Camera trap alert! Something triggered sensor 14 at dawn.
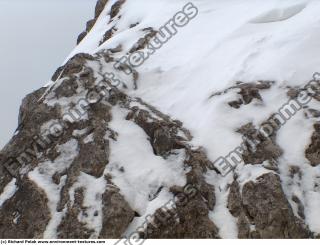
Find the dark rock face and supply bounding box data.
[305,123,320,166]
[109,0,125,19]
[145,193,219,238]
[51,53,95,81]
[99,27,117,46]
[209,81,274,109]
[58,188,94,239]
[0,179,51,239]
[126,106,188,157]
[95,0,109,18]
[128,28,158,53]
[78,0,127,45]
[237,122,282,165]
[0,166,11,196]
[77,0,110,44]
[227,173,311,238]
[99,182,135,238]
[0,41,220,238]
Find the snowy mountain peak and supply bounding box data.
[1,0,320,239]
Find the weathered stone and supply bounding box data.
[55,76,79,98]
[126,109,178,156]
[145,184,219,239]
[76,141,109,178]
[292,195,305,220]
[227,173,311,238]
[99,27,117,46]
[109,0,125,19]
[129,28,157,53]
[58,188,94,239]
[99,184,134,238]
[77,0,110,44]
[0,178,50,239]
[95,0,109,18]
[51,53,95,81]
[237,122,282,165]
[209,81,274,109]
[305,123,320,166]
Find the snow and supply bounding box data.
[69,172,106,238]
[106,106,186,215]
[28,139,79,238]
[276,109,320,233]
[83,133,94,144]
[206,171,238,238]
[0,178,17,208]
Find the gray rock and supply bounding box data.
[227,173,311,238]
[0,178,51,239]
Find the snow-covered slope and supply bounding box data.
[1,0,320,239]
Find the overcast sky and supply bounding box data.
[0,0,96,148]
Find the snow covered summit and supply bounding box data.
[1,0,320,239]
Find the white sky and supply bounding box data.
[0,0,96,148]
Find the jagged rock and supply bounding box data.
[55,76,79,98]
[237,122,282,165]
[51,53,95,81]
[292,195,305,220]
[305,123,320,166]
[210,81,274,109]
[77,32,87,45]
[77,0,110,44]
[126,106,219,238]
[58,188,94,239]
[109,0,125,20]
[0,166,12,195]
[145,184,219,239]
[129,28,157,53]
[0,87,61,178]
[0,178,50,238]
[287,87,301,99]
[227,173,311,238]
[126,107,187,157]
[95,0,109,18]
[99,182,135,238]
[100,27,117,46]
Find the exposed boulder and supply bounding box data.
[227,173,311,238]
[305,123,320,166]
[58,188,94,239]
[0,178,51,238]
[209,81,274,109]
[77,0,110,44]
[99,178,135,238]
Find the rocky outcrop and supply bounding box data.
[57,188,94,239]
[237,121,282,166]
[305,123,320,166]
[0,179,50,238]
[0,39,220,238]
[99,178,135,238]
[227,173,311,238]
[209,81,274,109]
[77,0,110,44]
